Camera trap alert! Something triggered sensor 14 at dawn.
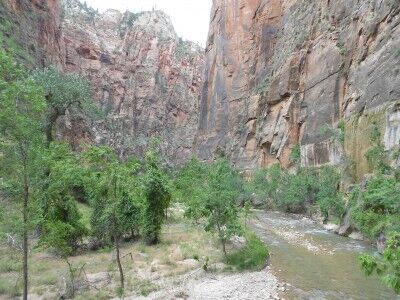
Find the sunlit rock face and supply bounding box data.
[196,0,400,173]
[61,0,205,165]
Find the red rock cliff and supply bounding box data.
[60,1,204,165]
[196,0,400,175]
[0,0,63,67]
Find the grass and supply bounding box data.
[0,206,225,298]
[0,276,21,297]
[227,231,269,271]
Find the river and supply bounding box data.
[251,210,399,300]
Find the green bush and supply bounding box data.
[359,232,400,294]
[351,175,400,238]
[227,232,269,271]
[248,165,344,218]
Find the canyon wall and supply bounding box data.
[0,0,63,67]
[196,0,400,176]
[0,0,204,166]
[61,1,204,165]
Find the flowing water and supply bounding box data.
[251,211,399,300]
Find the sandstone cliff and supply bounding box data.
[196,0,400,177]
[1,0,204,166]
[59,0,204,165]
[0,0,63,67]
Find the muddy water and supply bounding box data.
[251,211,399,300]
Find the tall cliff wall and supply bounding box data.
[196,0,400,176]
[60,1,204,165]
[0,0,204,166]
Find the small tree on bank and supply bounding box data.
[202,159,243,259]
[178,157,243,259]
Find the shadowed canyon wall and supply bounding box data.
[195,0,400,176]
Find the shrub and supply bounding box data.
[359,232,400,294]
[227,232,269,271]
[351,175,400,238]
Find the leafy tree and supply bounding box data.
[248,164,283,209]
[39,143,87,252]
[175,157,209,219]
[142,148,171,245]
[0,48,46,300]
[31,67,98,146]
[83,146,141,292]
[278,168,317,213]
[185,158,243,259]
[39,221,84,298]
[359,232,400,294]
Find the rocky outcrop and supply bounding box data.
[60,0,204,165]
[0,0,63,67]
[196,0,400,173]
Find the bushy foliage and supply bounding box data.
[82,146,141,245]
[39,143,87,251]
[142,148,171,245]
[227,231,269,271]
[359,232,400,294]
[351,175,400,238]
[248,165,345,219]
[31,67,99,145]
[365,122,390,174]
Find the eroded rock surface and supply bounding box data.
[61,0,204,165]
[196,0,400,173]
[0,0,63,67]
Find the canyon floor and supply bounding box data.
[1,208,397,300]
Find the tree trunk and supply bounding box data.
[22,164,29,300]
[222,239,227,260]
[115,236,124,292]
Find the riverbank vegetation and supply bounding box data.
[0,49,268,299]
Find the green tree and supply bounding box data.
[359,232,400,294]
[31,67,97,146]
[190,158,243,259]
[352,175,400,238]
[142,148,171,245]
[175,157,208,219]
[83,146,141,293]
[0,49,47,300]
[39,143,87,251]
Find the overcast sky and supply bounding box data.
[84,0,212,46]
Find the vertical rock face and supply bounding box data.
[60,1,204,165]
[0,0,63,67]
[196,0,400,173]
